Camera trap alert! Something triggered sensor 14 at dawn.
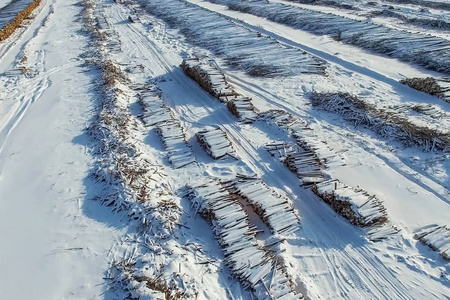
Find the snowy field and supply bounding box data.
[0,0,449,299]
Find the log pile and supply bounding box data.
[187,181,303,299]
[219,0,450,75]
[181,58,237,99]
[226,176,301,236]
[181,58,258,123]
[401,77,450,103]
[266,142,326,186]
[0,0,41,42]
[226,96,258,123]
[312,180,388,227]
[258,110,300,129]
[146,0,325,77]
[311,92,450,151]
[415,225,450,260]
[367,225,400,242]
[196,127,235,159]
[139,93,173,126]
[265,142,296,161]
[156,120,196,169]
[285,149,326,186]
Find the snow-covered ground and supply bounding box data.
[0,0,449,299]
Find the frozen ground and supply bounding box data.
[0,0,449,299]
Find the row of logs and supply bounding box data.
[0,0,42,42]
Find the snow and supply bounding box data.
[1,0,449,298]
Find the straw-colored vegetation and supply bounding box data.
[0,0,42,42]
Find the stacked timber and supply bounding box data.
[226,176,300,235]
[196,127,235,159]
[181,58,258,122]
[139,93,173,126]
[266,142,326,186]
[156,120,196,169]
[401,77,450,103]
[181,58,236,99]
[187,181,303,299]
[285,149,325,186]
[312,180,388,227]
[367,225,400,242]
[226,96,258,123]
[415,225,450,260]
[265,142,296,161]
[258,110,300,129]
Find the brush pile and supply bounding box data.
[310,92,450,151]
[156,120,196,169]
[181,58,258,122]
[401,77,450,103]
[415,225,450,260]
[0,0,41,42]
[196,127,235,159]
[312,180,388,227]
[226,176,301,235]
[187,180,303,299]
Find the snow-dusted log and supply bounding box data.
[226,96,258,123]
[144,0,326,77]
[196,127,235,159]
[139,92,173,126]
[401,77,450,103]
[266,142,326,186]
[181,58,237,99]
[156,120,196,169]
[415,225,450,260]
[311,92,450,151]
[187,181,303,299]
[182,58,258,122]
[226,176,301,236]
[312,180,388,227]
